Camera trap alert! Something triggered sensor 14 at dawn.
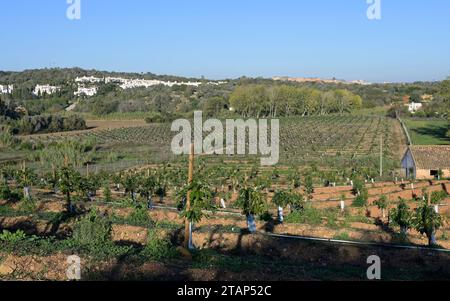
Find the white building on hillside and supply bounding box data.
[407,102,423,113]
[75,76,103,83]
[33,85,60,96]
[0,84,13,94]
[74,86,98,97]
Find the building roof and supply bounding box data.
[408,145,450,170]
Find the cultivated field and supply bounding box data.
[1,115,449,281]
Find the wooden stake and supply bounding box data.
[184,143,195,249]
[380,135,383,178]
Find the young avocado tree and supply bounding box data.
[138,174,157,210]
[304,174,314,200]
[122,173,139,202]
[76,175,100,202]
[287,170,301,189]
[236,186,266,233]
[374,195,389,219]
[0,168,12,201]
[155,171,167,204]
[45,169,59,194]
[179,179,216,249]
[103,181,112,202]
[58,166,81,213]
[272,190,294,223]
[352,178,365,196]
[413,199,445,246]
[15,167,37,200]
[112,173,123,192]
[390,199,413,236]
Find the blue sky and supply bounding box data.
[1,0,449,82]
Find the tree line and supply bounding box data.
[229,84,363,118]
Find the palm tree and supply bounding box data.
[58,166,81,213]
[390,199,413,236]
[374,195,389,219]
[236,186,266,233]
[413,200,445,246]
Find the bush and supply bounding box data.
[0,183,11,200]
[144,112,182,124]
[7,114,86,135]
[142,229,177,261]
[72,210,112,247]
[18,197,37,213]
[352,194,368,208]
[128,204,153,227]
[0,230,27,244]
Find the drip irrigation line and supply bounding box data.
[148,204,450,253]
[262,232,450,253]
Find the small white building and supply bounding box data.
[75,76,103,83]
[407,102,423,113]
[401,145,450,179]
[0,84,13,94]
[33,85,60,96]
[74,86,98,97]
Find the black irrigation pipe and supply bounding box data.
[262,232,450,253]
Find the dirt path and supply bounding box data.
[392,118,409,160]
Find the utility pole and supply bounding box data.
[380,135,383,178]
[184,143,194,249]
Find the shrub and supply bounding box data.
[18,197,37,213]
[352,190,368,208]
[72,210,112,247]
[128,204,153,227]
[142,229,177,261]
[0,183,11,200]
[103,183,112,202]
[0,230,27,244]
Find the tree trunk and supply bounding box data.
[147,196,153,210]
[246,214,257,233]
[400,226,408,236]
[428,231,437,246]
[188,222,194,250]
[23,186,31,200]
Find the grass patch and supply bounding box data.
[404,118,450,145]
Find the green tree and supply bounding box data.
[103,182,112,202]
[374,195,389,219]
[236,187,266,233]
[413,200,445,246]
[122,173,139,202]
[15,167,37,200]
[178,179,216,249]
[58,166,81,213]
[138,174,158,209]
[390,199,413,235]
